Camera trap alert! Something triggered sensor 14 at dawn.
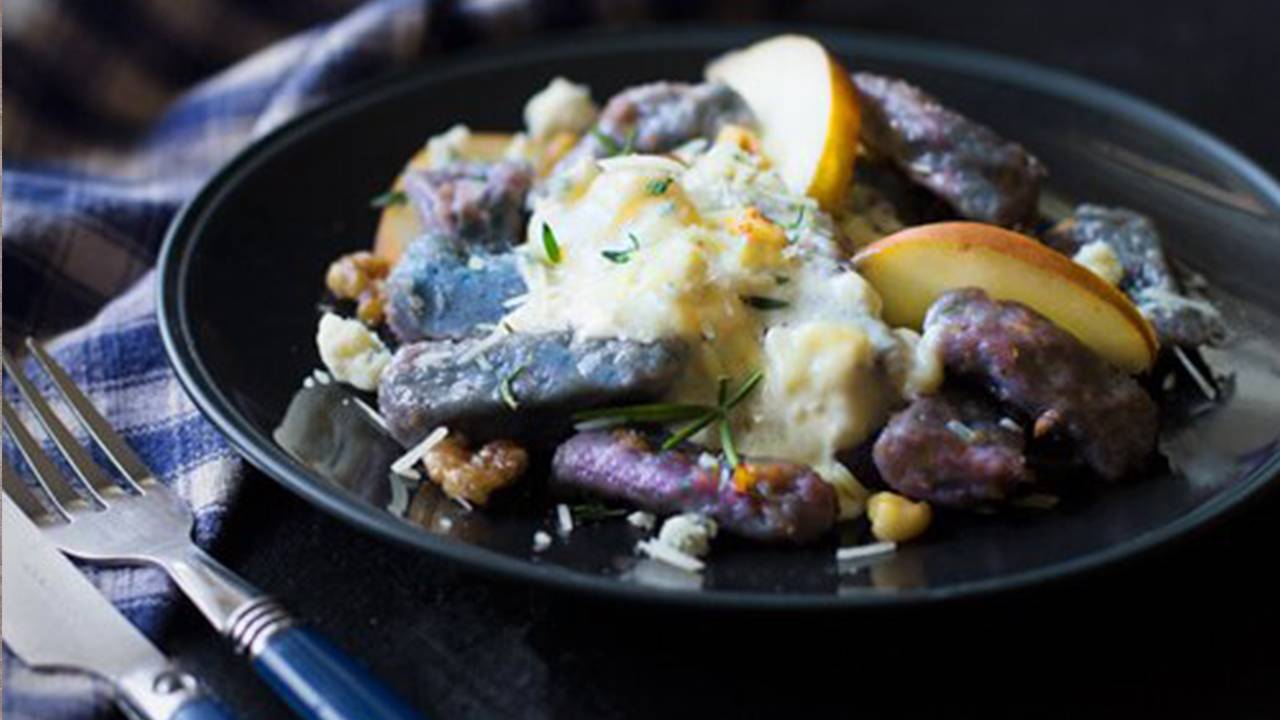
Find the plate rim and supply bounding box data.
[157,25,1280,609]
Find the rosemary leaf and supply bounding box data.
[601,233,641,264]
[499,364,527,411]
[723,370,764,411]
[542,223,562,264]
[572,402,711,424]
[645,177,672,195]
[788,205,807,230]
[719,417,741,468]
[590,127,621,156]
[661,411,719,451]
[369,190,407,209]
[741,295,790,311]
[571,503,629,522]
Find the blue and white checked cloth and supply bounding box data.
[2,1,749,716]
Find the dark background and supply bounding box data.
[164,3,1280,718]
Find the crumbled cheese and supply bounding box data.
[556,503,574,536]
[636,538,704,572]
[467,256,487,271]
[835,541,897,562]
[1073,241,1125,286]
[532,530,553,552]
[656,513,718,558]
[596,154,687,176]
[523,77,598,139]
[425,124,472,168]
[438,517,454,531]
[315,313,391,391]
[390,426,448,480]
[312,369,332,385]
[626,511,656,530]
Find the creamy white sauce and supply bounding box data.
[505,131,941,516]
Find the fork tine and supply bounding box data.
[2,400,85,518]
[3,454,58,523]
[2,353,123,505]
[26,340,151,491]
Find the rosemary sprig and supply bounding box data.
[542,223,562,264]
[499,364,527,410]
[369,190,407,208]
[741,295,790,311]
[601,233,641,264]
[574,371,764,464]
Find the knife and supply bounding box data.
[3,500,236,720]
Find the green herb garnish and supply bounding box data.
[369,190,407,209]
[645,177,672,196]
[788,206,807,230]
[542,223,562,264]
[571,370,763,466]
[601,233,641,264]
[499,364,527,410]
[742,295,790,311]
[570,503,630,522]
[774,275,790,285]
[590,127,622,156]
[719,417,741,468]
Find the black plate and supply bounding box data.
[158,27,1280,608]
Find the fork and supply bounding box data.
[2,340,424,720]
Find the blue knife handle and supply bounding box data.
[171,695,238,720]
[251,626,424,720]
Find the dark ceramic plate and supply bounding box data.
[158,27,1280,608]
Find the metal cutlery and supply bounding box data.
[3,495,234,720]
[2,340,423,720]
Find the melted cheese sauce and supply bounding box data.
[505,133,941,516]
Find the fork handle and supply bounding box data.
[164,548,422,720]
[250,625,423,720]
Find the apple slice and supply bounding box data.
[706,34,860,211]
[853,222,1159,373]
[373,132,515,263]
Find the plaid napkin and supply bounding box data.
[2,1,756,716]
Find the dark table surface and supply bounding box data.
[162,3,1280,718]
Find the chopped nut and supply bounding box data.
[866,491,932,543]
[356,280,387,325]
[326,252,391,325]
[422,434,528,506]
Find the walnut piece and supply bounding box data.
[422,435,529,506]
[325,251,390,325]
